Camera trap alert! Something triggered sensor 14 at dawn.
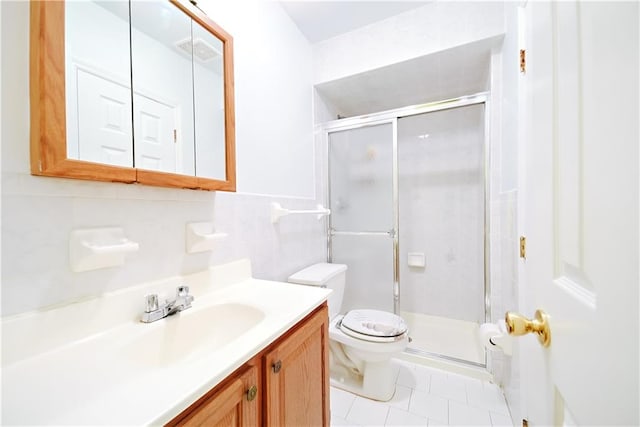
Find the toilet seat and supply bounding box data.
[339,309,408,343]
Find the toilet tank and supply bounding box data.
[288,263,347,320]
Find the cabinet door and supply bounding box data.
[175,365,259,427]
[265,305,330,427]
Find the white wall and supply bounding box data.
[199,0,316,198]
[1,0,324,316]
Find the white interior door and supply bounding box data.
[520,1,638,425]
[76,69,133,166]
[133,94,178,173]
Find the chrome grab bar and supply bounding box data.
[329,229,396,238]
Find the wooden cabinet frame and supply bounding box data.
[30,0,236,191]
[264,304,330,426]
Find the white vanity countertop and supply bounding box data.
[1,259,331,425]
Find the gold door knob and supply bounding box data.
[505,309,551,347]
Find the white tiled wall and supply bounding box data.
[1,174,327,316]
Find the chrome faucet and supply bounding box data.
[141,285,194,323]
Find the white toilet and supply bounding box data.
[288,263,408,401]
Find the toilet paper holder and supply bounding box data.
[505,309,551,347]
[479,321,511,355]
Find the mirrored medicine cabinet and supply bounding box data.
[30,0,236,191]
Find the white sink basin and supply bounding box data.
[127,303,266,367]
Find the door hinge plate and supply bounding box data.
[520,49,526,73]
[520,236,526,259]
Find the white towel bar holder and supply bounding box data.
[270,202,330,224]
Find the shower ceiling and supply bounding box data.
[315,37,497,118]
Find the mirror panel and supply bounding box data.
[130,1,195,175]
[65,1,133,167]
[193,21,226,180]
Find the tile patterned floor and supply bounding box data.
[330,359,513,426]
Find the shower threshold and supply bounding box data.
[398,347,491,382]
[404,347,484,368]
[401,311,485,364]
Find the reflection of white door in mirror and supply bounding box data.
[130,0,195,176]
[76,69,133,167]
[65,0,132,165]
[133,94,178,173]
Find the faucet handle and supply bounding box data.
[144,294,159,313]
[176,285,194,308]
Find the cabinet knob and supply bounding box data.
[246,385,258,402]
[272,360,282,373]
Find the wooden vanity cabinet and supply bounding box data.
[264,304,329,426]
[173,363,260,427]
[167,303,329,427]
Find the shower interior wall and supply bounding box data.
[397,105,486,325]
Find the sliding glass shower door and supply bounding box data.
[325,96,488,367]
[398,104,486,365]
[328,123,397,313]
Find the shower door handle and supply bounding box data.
[330,229,396,238]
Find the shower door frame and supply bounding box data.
[323,92,492,366]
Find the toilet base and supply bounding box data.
[329,360,400,402]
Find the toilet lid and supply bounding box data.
[339,309,408,342]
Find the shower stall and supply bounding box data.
[325,94,489,367]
